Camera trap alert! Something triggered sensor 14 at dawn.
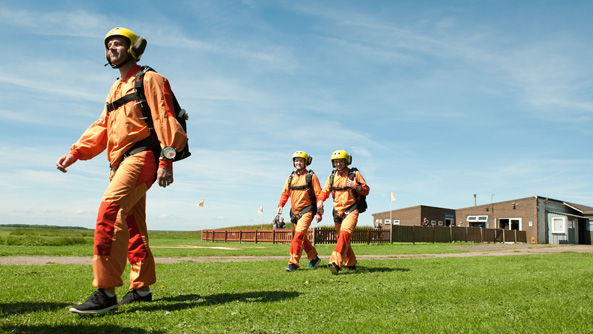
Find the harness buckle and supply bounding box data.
[133,101,148,120]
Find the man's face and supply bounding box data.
[294,158,306,171]
[333,159,346,171]
[106,36,130,66]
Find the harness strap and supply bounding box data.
[105,92,139,112]
[331,186,350,191]
[109,136,156,172]
[290,205,313,224]
[332,202,358,224]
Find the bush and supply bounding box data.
[0,236,91,246]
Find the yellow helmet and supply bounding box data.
[292,151,312,166]
[331,150,352,167]
[104,27,147,65]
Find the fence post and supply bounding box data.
[312,227,316,245]
[465,227,468,243]
[273,229,276,244]
[432,226,435,244]
[367,229,371,244]
[239,230,243,244]
[255,230,258,244]
[412,226,416,245]
[480,227,483,243]
[224,230,227,243]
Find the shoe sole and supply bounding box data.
[328,263,339,275]
[68,304,118,314]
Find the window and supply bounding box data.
[467,215,488,228]
[384,219,391,225]
[393,220,400,225]
[438,221,443,226]
[499,218,521,230]
[552,217,566,234]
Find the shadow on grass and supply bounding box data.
[338,266,410,274]
[363,267,410,273]
[0,302,70,316]
[130,290,300,312]
[1,324,161,334]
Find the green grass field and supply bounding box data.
[1,227,592,333]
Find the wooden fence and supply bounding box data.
[202,225,527,244]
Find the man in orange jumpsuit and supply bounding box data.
[277,151,323,271]
[56,27,187,314]
[317,150,370,274]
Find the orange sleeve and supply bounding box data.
[354,170,370,196]
[312,174,322,198]
[278,175,291,208]
[317,174,332,203]
[143,72,187,166]
[69,110,108,160]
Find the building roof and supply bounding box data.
[374,196,593,217]
[372,204,455,215]
[564,202,593,215]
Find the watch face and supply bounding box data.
[162,147,176,159]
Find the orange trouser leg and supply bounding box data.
[92,151,156,290]
[289,211,318,267]
[126,194,156,290]
[302,236,317,261]
[329,210,358,269]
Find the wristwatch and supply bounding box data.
[161,147,176,160]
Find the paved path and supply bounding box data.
[2,244,592,265]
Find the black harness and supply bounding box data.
[105,66,190,171]
[330,167,366,224]
[288,170,317,223]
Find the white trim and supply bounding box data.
[551,216,567,234]
[563,202,587,214]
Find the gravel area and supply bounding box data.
[1,243,592,265]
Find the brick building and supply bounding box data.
[372,196,593,245]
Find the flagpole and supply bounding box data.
[201,199,204,241]
[197,200,205,241]
[390,197,393,243]
[389,192,396,244]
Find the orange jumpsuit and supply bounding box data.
[70,65,186,290]
[278,169,321,267]
[318,167,370,270]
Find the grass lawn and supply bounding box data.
[1,227,593,333]
[2,254,593,333]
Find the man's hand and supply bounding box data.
[157,167,174,188]
[277,207,283,215]
[56,154,78,173]
[316,200,324,212]
[346,178,358,189]
[315,213,322,223]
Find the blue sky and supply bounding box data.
[1,0,593,231]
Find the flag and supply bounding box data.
[390,192,397,201]
[196,200,205,208]
[258,205,263,216]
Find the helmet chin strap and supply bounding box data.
[105,52,134,69]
